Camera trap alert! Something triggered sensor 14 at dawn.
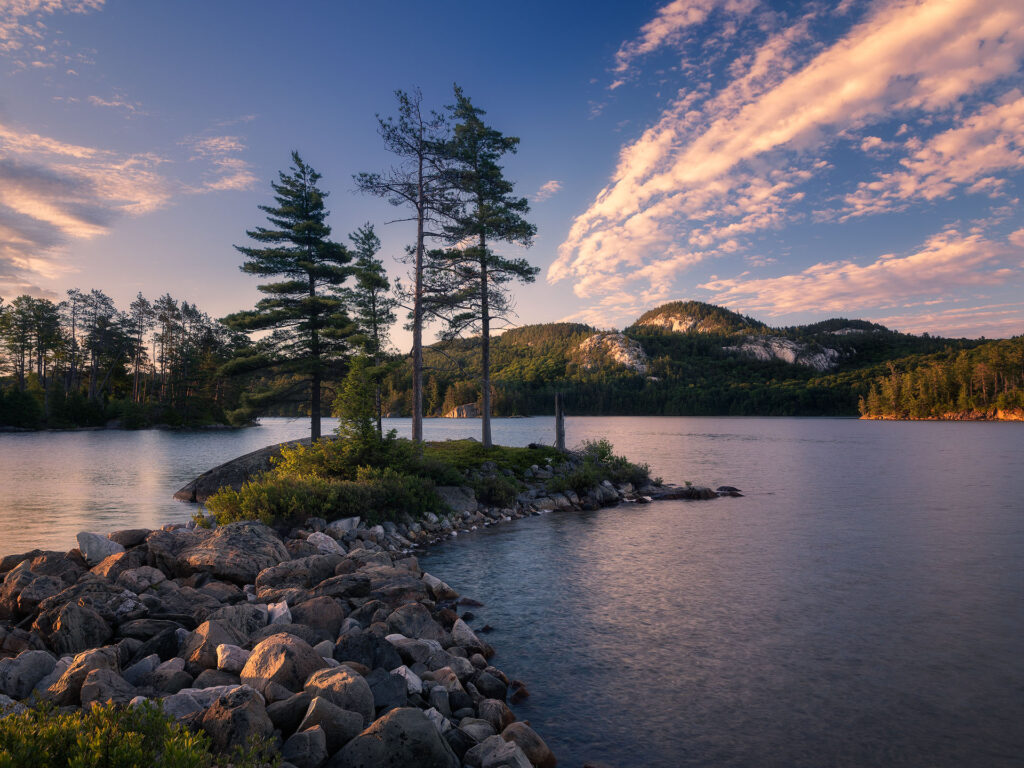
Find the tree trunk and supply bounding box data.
[309,273,321,442]
[479,237,492,448]
[411,153,425,444]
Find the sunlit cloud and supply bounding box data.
[552,0,1024,329]
[183,134,258,193]
[534,179,562,202]
[700,228,1018,316]
[0,0,103,62]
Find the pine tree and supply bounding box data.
[428,86,538,447]
[347,223,398,436]
[355,89,459,443]
[224,152,354,441]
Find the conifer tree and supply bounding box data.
[347,223,397,436]
[355,89,458,442]
[429,86,538,447]
[224,152,354,441]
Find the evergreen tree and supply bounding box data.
[428,87,538,447]
[224,152,354,441]
[347,223,398,435]
[355,89,459,443]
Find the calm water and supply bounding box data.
[1,417,1022,767]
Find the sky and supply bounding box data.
[1,0,1022,346]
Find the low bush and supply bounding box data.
[471,473,520,507]
[0,701,276,768]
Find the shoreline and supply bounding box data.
[0,454,725,766]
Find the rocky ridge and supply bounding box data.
[575,332,649,374]
[722,335,841,371]
[0,461,729,767]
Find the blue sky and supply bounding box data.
[1,0,1023,345]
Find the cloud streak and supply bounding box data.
[552,0,1024,330]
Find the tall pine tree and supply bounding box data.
[224,152,353,440]
[429,86,538,447]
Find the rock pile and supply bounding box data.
[0,520,556,768]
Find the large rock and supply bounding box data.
[16,575,64,615]
[303,667,375,727]
[386,603,446,643]
[48,603,112,656]
[298,696,364,753]
[76,532,125,566]
[327,707,459,768]
[451,619,493,658]
[181,620,248,675]
[143,529,207,577]
[324,517,360,539]
[291,597,346,639]
[502,722,557,768]
[200,685,274,752]
[174,438,311,503]
[80,668,137,708]
[282,725,329,768]
[178,522,290,584]
[256,555,343,591]
[422,573,459,602]
[305,532,343,556]
[0,650,56,699]
[334,631,403,671]
[208,603,268,640]
[241,633,328,696]
[44,647,119,706]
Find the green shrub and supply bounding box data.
[472,473,520,507]
[0,701,276,768]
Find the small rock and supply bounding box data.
[306,532,343,556]
[268,601,292,625]
[216,643,251,674]
[76,532,125,566]
[283,725,328,768]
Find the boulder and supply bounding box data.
[303,666,375,727]
[386,603,446,643]
[324,517,360,539]
[460,717,496,742]
[216,643,251,674]
[80,668,137,708]
[108,529,151,548]
[256,555,343,590]
[473,671,508,701]
[502,722,557,768]
[181,620,248,675]
[467,736,532,768]
[200,685,274,752]
[298,696,364,753]
[44,647,119,706]
[392,664,423,695]
[306,532,343,556]
[241,633,328,696]
[0,650,56,699]
[207,603,268,639]
[283,725,329,768]
[76,532,125,566]
[143,529,206,577]
[327,707,459,768]
[267,690,313,737]
[451,619,493,657]
[116,566,166,594]
[49,603,112,656]
[422,573,459,602]
[291,597,345,639]
[121,654,160,686]
[268,601,292,625]
[335,631,403,671]
[478,698,515,733]
[366,667,408,712]
[193,669,240,689]
[16,575,64,615]
[178,522,290,584]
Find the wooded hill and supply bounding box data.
[375,301,1015,417]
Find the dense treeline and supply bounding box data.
[858,337,1024,419]
[0,291,249,429]
[373,317,990,418]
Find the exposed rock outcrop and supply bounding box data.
[575,332,648,374]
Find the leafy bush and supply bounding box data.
[471,473,520,507]
[206,467,444,527]
[0,701,276,768]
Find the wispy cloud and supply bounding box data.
[699,228,1017,316]
[0,0,103,65]
[551,0,1024,329]
[534,179,562,202]
[88,92,144,115]
[183,134,258,192]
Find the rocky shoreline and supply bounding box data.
[0,459,731,767]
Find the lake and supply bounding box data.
[1,416,1022,767]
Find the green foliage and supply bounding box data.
[206,466,443,526]
[0,701,276,768]
[859,337,1024,419]
[333,356,378,448]
[547,438,651,494]
[421,439,562,475]
[0,387,43,428]
[471,473,520,507]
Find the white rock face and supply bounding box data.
[637,313,712,333]
[723,336,840,371]
[576,332,648,373]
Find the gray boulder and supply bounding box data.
[283,725,329,768]
[80,668,137,708]
[386,603,446,643]
[502,722,557,768]
[178,522,290,584]
[241,633,328,696]
[327,707,459,768]
[181,619,248,675]
[44,647,119,706]
[303,666,375,727]
[298,696,364,753]
[49,603,112,656]
[200,684,274,752]
[76,532,125,566]
[0,650,56,699]
[477,698,515,733]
